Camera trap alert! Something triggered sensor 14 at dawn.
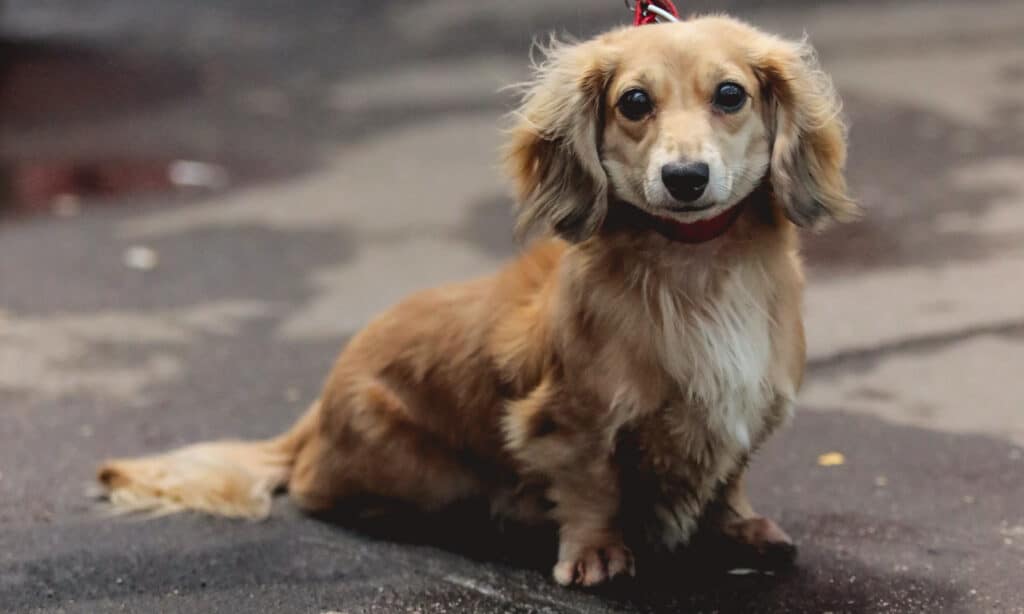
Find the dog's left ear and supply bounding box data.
[751,35,860,227]
[504,36,618,242]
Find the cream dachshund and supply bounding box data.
[98,15,857,587]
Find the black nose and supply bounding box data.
[661,162,710,202]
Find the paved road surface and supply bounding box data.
[1,1,1023,612]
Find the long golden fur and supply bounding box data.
[98,16,856,587]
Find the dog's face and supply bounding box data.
[601,25,771,223]
[507,17,859,242]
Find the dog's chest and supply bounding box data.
[617,265,778,548]
[653,264,776,452]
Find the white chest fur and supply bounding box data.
[639,260,780,550]
[653,260,776,454]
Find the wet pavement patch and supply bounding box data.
[0,37,228,218]
[0,157,230,217]
[0,38,198,125]
[802,92,1024,274]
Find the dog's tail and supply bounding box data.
[96,400,320,519]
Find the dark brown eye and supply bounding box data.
[617,89,653,121]
[713,82,747,113]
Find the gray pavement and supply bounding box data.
[1,1,1023,612]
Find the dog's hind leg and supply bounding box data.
[287,378,482,515]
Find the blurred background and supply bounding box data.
[1,1,1022,612]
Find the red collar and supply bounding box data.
[652,204,746,243]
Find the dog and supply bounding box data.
[97,15,857,587]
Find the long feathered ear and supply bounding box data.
[504,36,618,242]
[750,34,859,227]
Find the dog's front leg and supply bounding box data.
[504,386,633,586]
[547,454,633,586]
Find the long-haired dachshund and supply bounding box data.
[98,16,857,587]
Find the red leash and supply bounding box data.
[631,0,680,26]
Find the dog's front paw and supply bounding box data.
[722,516,797,568]
[553,540,635,586]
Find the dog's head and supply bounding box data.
[506,16,858,242]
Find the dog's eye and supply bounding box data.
[617,89,653,121]
[712,82,747,113]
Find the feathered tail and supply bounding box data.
[97,401,319,519]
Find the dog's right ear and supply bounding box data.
[504,36,618,242]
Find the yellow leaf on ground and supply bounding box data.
[818,452,845,467]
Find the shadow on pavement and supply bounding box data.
[3,411,999,613]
